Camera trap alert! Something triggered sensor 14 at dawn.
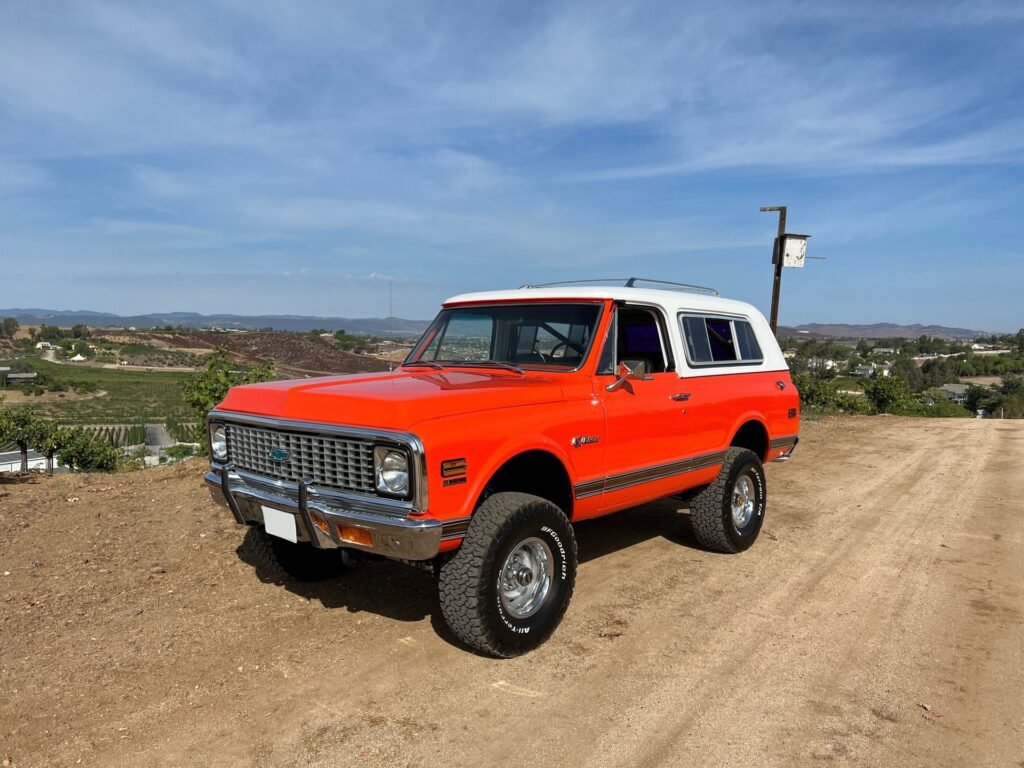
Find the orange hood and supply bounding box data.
[216,369,567,431]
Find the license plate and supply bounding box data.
[262,506,297,543]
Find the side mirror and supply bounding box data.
[605,360,653,392]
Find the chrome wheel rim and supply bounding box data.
[499,537,554,620]
[731,475,756,529]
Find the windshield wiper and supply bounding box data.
[443,360,526,375]
[402,360,446,370]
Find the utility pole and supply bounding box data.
[760,206,787,334]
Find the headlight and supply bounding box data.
[374,446,409,496]
[209,424,227,460]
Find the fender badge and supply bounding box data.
[571,436,600,448]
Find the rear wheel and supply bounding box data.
[438,492,577,657]
[245,527,350,583]
[690,448,766,553]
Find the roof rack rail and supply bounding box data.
[519,277,720,297]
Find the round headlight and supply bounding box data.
[375,448,409,495]
[210,424,227,460]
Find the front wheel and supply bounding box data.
[438,492,577,657]
[690,447,766,553]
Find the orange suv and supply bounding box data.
[205,278,799,656]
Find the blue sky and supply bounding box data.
[1,1,1022,330]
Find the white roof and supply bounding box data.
[445,286,758,317]
[443,284,786,378]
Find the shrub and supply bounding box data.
[165,444,195,460]
[56,427,121,472]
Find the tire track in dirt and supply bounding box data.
[2,418,1021,768]
[576,419,1019,768]
[458,419,946,765]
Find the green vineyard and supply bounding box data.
[165,416,202,443]
[86,424,148,448]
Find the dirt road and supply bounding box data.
[1,417,1021,767]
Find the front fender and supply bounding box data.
[411,399,603,521]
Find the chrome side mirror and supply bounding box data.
[605,360,653,392]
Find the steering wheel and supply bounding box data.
[549,342,569,359]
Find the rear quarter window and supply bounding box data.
[679,314,764,367]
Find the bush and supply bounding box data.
[165,444,195,460]
[864,376,918,415]
[181,348,275,420]
[835,392,874,414]
[57,427,121,472]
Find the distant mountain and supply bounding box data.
[0,309,993,341]
[0,308,430,336]
[780,322,987,341]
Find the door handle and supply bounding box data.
[670,393,691,401]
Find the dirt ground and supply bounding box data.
[1,417,1021,767]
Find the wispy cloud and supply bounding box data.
[0,159,47,195]
[0,0,1021,326]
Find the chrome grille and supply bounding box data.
[225,423,375,493]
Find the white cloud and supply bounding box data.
[0,159,47,194]
[0,1,1020,326]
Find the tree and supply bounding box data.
[181,348,276,421]
[0,398,11,448]
[921,358,959,389]
[1001,394,1024,419]
[6,407,41,472]
[57,427,120,472]
[1001,375,1024,398]
[31,419,67,475]
[1,316,18,338]
[965,385,998,414]
[891,358,924,391]
[793,373,838,410]
[864,376,917,415]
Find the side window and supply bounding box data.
[597,313,616,375]
[615,306,673,374]
[705,318,736,362]
[735,321,763,361]
[679,315,764,366]
[682,316,712,363]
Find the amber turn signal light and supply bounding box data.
[338,525,373,548]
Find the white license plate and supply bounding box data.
[262,506,297,543]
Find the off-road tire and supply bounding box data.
[245,527,348,583]
[690,448,766,554]
[438,492,577,658]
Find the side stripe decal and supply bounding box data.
[573,449,730,500]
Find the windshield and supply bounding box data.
[405,303,602,371]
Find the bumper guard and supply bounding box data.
[205,464,442,560]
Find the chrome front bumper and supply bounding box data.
[205,464,443,560]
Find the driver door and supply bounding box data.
[595,304,691,511]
